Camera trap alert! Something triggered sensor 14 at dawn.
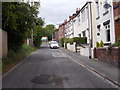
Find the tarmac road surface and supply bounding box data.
[2,44,118,88]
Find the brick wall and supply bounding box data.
[113,1,120,40]
[94,47,120,67]
[54,30,59,43]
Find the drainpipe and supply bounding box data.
[87,2,92,59]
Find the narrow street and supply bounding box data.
[2,44,117,88]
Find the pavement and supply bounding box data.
[61,47,120,87]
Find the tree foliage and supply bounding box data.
[44,24,56,41]
[33,25,45,48]
[2,2,40,50]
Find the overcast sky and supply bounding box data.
[38,0,88,27]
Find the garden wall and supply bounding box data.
[66,42,76,52]
[94,47,120,67]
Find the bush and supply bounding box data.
[72,37,87,44]
[109,39,120,47]
[73,37,80,44]
[69,38,74,45]
[96,41,99,48]
[60,38,65,47]
[34,37,42,48]
[2,44,36,73]
[64,38,69,44]
[64,38,69,49]
[60,38,70,47]
[99,40,104,47]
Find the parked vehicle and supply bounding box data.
[49,41,59,49]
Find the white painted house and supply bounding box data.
[95,0,115,46]
[74,2,97,47]
[73,9,81,37]
[60,0,116,58]
[72,2,97,58]
[64,16,74,38]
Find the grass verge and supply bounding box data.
[2,44,36,74]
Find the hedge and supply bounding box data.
[60,37,87,47]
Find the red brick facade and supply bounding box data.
[54,29,59,43]
[113,1,120,41]
[58,23,65,43]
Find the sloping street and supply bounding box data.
[2,44,117,88]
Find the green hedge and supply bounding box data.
[60,37,87,47]
[73,37,87,44]
[60,38,65,47]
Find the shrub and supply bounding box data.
[99,40,104,47]
[34,37,42,48]
[73,37,80,44]
[60,38,65,47]
[64,38,69,44]
[72,37,87,44]
[96,41,99,48]
[2,44,36,73]
[69,38,74,45]
[79,37,87,44]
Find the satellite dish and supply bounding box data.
[103,3,111,9]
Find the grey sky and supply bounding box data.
[38,0,88,26]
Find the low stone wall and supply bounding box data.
[80,47,89,57]
[66,42,76,52]
[94,47,120,67]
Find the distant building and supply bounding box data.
[113,1,120,41]
[73,8,80,37]
[54,29,59,43]
[58,23,65,43]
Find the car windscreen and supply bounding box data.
[50,41,57,44]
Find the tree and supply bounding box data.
[33,20,45,47]
[2,2,40,50]
[44,24,56,41]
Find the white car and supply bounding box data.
[49,41,59,49]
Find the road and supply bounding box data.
[2,44,117,88]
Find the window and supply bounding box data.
[97,25,101,31]
[78,34,81,37]
[82,30,86,37]
[106,29,110,42]
[104,23,110,42]
[81,8,85,22]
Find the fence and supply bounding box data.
[0,29,8,58]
